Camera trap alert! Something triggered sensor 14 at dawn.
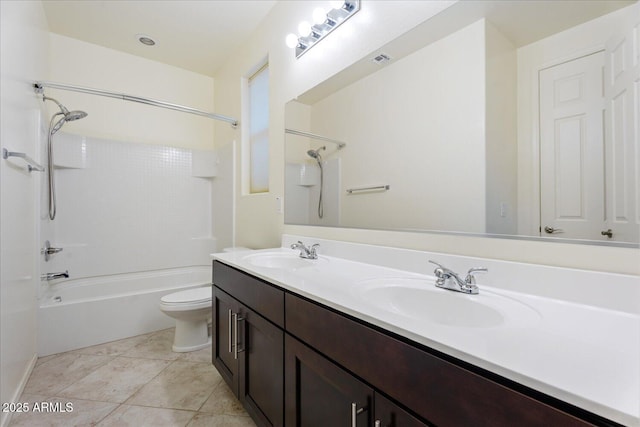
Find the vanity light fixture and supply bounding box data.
[285,0,360,58]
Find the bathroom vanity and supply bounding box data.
[211,237,639,427]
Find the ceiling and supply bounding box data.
[42,0,277,77]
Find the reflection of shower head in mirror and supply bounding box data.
[307,146,326,164]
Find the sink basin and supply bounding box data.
[356,278,540,328]
[242,252,326,270]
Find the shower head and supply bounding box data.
[307,146,326,160]
[65,110,88,122]
[43,95,87,134]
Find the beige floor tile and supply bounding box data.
[123,328,181,361]
[58,357,171,403]
[127,361,220,411]
[97,404,196,426]
[198,381,245,416]
[72,332,155,356]
[187,413,256,427]
[177,345,212,364]
[34,354,62,368]
[9,396,118,427]
[23,353,113,395]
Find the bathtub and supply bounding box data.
[37,266,211,356]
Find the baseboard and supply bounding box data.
[0,353,37,427]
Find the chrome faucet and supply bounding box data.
[41,270,69,281]
[428,260,487,295]
[290,241,319,259]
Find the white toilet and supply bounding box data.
[159,286,212,352]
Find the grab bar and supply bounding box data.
[2,148,44,172]
[346,185,390,194]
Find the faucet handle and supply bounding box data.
[465,267,488,284]
[308,243,319,259]
[428,260,455,276]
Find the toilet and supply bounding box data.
[159,286,212,352]
[159,248,251,352]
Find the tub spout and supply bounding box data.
[41,270,69,281]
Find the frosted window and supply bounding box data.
[249,64,269,193]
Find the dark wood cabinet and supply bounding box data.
[212,286,240,395]
[374,394,428,427]
[213,260,616,427]
[285,334,373,427]
[212,263,284,427]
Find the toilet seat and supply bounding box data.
[160,287,211,305]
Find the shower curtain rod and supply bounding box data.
[34,81,238,128]
[285,128,346,149]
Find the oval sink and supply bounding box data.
[356,278,540,328]
[242,252,326,270]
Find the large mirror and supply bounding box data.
[285,0,639,246]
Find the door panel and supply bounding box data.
[540,51,606,240]
[604,4,640,243]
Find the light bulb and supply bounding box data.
[329,1,344,9]
[298,21,312,37]
[312,7,327,25]
[285,33,299,48]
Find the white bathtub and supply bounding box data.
[37,266,211,356]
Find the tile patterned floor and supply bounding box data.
[10,328,256,427]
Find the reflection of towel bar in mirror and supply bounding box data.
[285,128,346,149]
[346,185,390,194]
[2,148,44,172]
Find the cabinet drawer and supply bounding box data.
[285,293,594,427]
[213,261,284,328]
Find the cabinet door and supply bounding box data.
[374,393,429,427]
[238,306,284,427]
[212,286,240,395]
[285,334,373,427]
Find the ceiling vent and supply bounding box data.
[371,53,392,65]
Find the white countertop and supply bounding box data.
[212,241,639,426]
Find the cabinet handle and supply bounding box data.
[233,312,245,360]
[351,402,365,427]
[228,309,233,353]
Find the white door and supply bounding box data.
[603,11,640,244]
[540,52,606,241]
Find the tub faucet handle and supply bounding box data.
[42,240,63,262]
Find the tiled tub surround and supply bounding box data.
[45,132,218,279]
[212,235,640,427]
[39,133,220,354]
[10,328,256,427]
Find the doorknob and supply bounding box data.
[544,226,564,234]
[601,229,613,238]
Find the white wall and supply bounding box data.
[308,20,486,232]
[0,1,49,425]
[485,21,517,235]
[217,1,638,275]
[214,0,456,250]
[48,33,216,150]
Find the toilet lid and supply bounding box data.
[161,287,211,304]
